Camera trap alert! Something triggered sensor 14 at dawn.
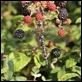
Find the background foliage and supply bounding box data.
[1,1,81,81]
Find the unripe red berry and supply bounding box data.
[35,13,43,21]
[47,2,56,11]
[47,41,54,48]
[58,28,65,37]
[24,15,32,24]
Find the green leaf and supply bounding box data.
[72,66,81,75]
[34,55,41,68]
[31,66,39,74]
[1,68,8,74]
[50,67,61,74]
[9,52,31,72]
[57,66,66,80]
[15,76,27,81]
[58,73,79,81]
[13,15,24,22]
[41,76,46,81]
[1,43,5,53]
[4,71,13,80]
[31,72,41,78]
[8,59,14,71]
[35,73,41,78]
[10,78,15,81]
[12,15,24,27]
[50,11,58,19]
[65,58,77,68]
[76,17,81,23]
[1,58,9,74]
[21,24,31,31]
[31,72,36,77]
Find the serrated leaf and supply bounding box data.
[76,17,81,23]
[65,58,77,68]
[15,76,27,81]
[58,73,79,81]
[9,52,31,72]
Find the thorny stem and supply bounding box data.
[34,19,48,65]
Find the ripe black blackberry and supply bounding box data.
[14,29,25,39]
[21,7,31,16]
[50,48,60,58]
[58,8,68,20]
[55,1,67,8]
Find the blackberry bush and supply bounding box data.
[1,1,81,81]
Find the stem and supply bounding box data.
[34,77,36,81]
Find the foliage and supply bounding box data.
[1,1,81,81]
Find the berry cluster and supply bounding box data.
[54,1,70,37]
[15,1,71,64]
[20,1,71,38]
[20,1,57,24]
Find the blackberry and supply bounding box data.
[14,29,25,39]
[50,48,60,58]
[58,8,68,20]
[55,1,67,8]
[21,7,31,16]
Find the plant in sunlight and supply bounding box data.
[1,1,81,81]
